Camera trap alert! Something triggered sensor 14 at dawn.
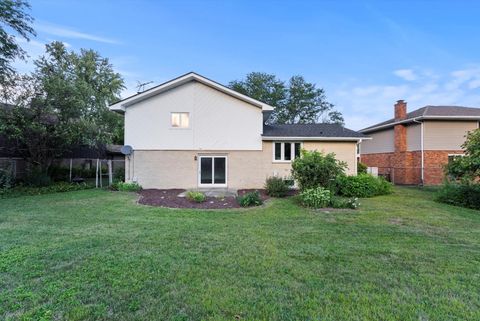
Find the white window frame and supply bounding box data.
[272,142,302,163]
[448,153,465,163]
[198,155,228,187]
[170,112,190,129]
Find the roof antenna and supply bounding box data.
[136,81,153,93]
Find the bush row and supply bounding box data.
[0,182,94,199]
[435,182,480,210]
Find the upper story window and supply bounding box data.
[171,112,190,128]
[273,142,302,162]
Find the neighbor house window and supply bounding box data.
[448,154,464,164]
[274,142,302,162]
[171,112,190,128]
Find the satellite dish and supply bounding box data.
[120,145,133,155]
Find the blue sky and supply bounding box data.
[16,0,480,129]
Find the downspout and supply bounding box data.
[413,118,424,185]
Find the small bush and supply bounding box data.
[357,162,368,175]
[114,167,125,182]
[330,196,360,209]
[436,182,480,210]
[335,174,392,198]
[116,182,142,192]
[299,187,331,208]
[0,182,94,198]
[24,170,52,187]
[265,176,289,197]
[291,150,346,190]
[237,190,263,207]
[0,166,14,189]
[186,191,207,203]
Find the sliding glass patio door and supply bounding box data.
[198,156,227,187]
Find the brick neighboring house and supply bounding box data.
[359,100,480,185]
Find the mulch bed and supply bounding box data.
[138,189,272,209]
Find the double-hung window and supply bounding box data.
[171,112,190,128]
[273,142,302,162]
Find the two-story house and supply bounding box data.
[360,100,480,185]
[109,72,366,189]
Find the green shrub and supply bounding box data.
[116,182,142,192]
[114,167,125,182]
[237,190,263,207]
[436,182,480,210]
[264,176,289,197]
[299,187,331,208]
[0,182,94,198]
[0,166,14,189]
[24,170,52,187]
[186,191,207,203]
[357,162,368,175]
[335,174,392,198]
[291,150,346,190]
[330,196,360,209]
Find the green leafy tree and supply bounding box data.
[445,128,480,181]
[0,0,36,85]
[229,72,286,108]
[0,41,124,173]
[229,72,344,125]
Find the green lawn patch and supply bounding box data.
[1,187,479,320]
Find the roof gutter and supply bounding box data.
[360,115,480,133]
[262,136,370,142]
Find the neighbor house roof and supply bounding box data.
[109,72,275,112]
[262,123,367,141]
[360,105,480,133]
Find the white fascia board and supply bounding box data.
[360,115,480,133]
[262,136,369,142]
[108,72,275,111]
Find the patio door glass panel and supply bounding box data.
[200,157,213,184]
[214,157,226,184]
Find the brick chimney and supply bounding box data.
[394,99,407,120]
[393,100,408,184]
[394,100,407,153]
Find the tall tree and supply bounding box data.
[229,72,344,125]
[229,72,286,108]
[0,0,36,85]
[0,41,124,173]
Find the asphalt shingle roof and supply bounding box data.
[361,105,480,132]
[263,123,366,138]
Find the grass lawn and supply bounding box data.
[1,187,479,320]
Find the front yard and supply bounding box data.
[1,187,479,320]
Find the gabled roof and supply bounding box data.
[360,105,480,133]
[109,72,275,112]
[262,123,367,141]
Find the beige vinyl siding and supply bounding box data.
[360,129,394,154]
[127,141,357,189]
[424,120,478,150]
[407,123,422,151]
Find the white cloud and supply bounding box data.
[36,22,120,44]
[393,69,417,81]
[333,67,480,130]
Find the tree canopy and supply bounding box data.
[445,128,480,181]
[229,72,344,125]
[0,41,124,172]
[0,0,36,85]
